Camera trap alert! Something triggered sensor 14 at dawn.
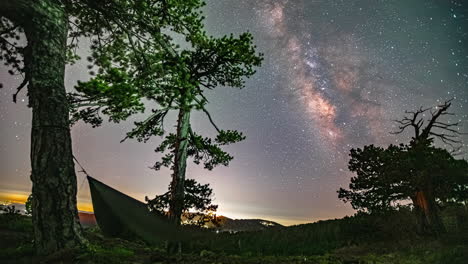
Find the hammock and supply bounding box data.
[87,176,195,244]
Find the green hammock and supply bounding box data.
[87,176,197,244]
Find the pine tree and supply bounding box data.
[71,12,263,225]
[0,0,205,254]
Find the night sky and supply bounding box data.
[1,0,467,225]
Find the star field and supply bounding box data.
[1,0,467,225]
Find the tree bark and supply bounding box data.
[1,0,86,254]
[168,93,191,225]
[411,188,445,236]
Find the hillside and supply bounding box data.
[77,211,283,232]
[215,216,283,232]
[1,209,467,264]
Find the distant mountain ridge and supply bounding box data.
[1,201,283,232]
[76,211,282,232]
[214,216,283,232]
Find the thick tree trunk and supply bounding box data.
[168,99,191,225]
[1,0,86,254]
[411,189,445,236]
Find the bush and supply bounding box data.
[78,244,135,263]
[0,214,33,232]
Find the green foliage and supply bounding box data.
[25,194,33,216]
[352,245,468,264]
[70,72,145,127]
[69,0,263,223]
[0,243,34,259]
[151,130,246,171]
[434,245,468,264]
[62,0,206,120]
[338,142,468,213]
[69,2,263,171]
[80,244,135,263]
[146,179,219,227]
[0,211,467,263]
[338,144,408,212]
[76,28,263,171]
[1,0,207,96]
[338,101,467,236]
[0,16,25,82]
[0,213,33,232]
[187,205,466,257]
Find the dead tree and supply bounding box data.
[392,99,464,149]
[391,99,465,235]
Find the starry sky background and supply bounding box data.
[1,0,467,225]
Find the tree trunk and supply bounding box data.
[1,0,86,254]
[411,189,445,236]
[168,97,191,225]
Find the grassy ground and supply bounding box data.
[0,214,467,264]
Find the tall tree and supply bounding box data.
[71,21,263,225]
[1,0,85,253]
[338,100,468,236]
[0,0,204,254]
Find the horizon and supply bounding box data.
[0,187,350,227]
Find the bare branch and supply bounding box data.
[432,124,459,134]
[420,99,453,139]
[390,106,432,136]
[12,77,28,103]
[450,145,464,157]
[193,97,220,133]
[429,132,461,146]
[391,99,466,152]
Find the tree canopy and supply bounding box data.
[338,143,468,213]
[338,100,467,235]
[146,179,219,227]
[70,2,263,224]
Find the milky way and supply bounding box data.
[1,0,468,225]
[257,0,399,148]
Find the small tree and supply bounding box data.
[338,100,468,236]
[146,179,219,227]
[71,16,263,225]
[338,144,410,213]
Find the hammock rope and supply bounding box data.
[73,154,91,193]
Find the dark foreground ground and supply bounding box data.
[1,213,467,264]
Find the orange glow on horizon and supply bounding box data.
[0,192,317,226]
[78,203,94,212]
[0,193,29,204]
[0,192,94,212]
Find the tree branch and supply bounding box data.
[390,106,430,136]
[193,97,220,133]
[12,77,27,103]
[390,99,467,153]
[420,99,453,139]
